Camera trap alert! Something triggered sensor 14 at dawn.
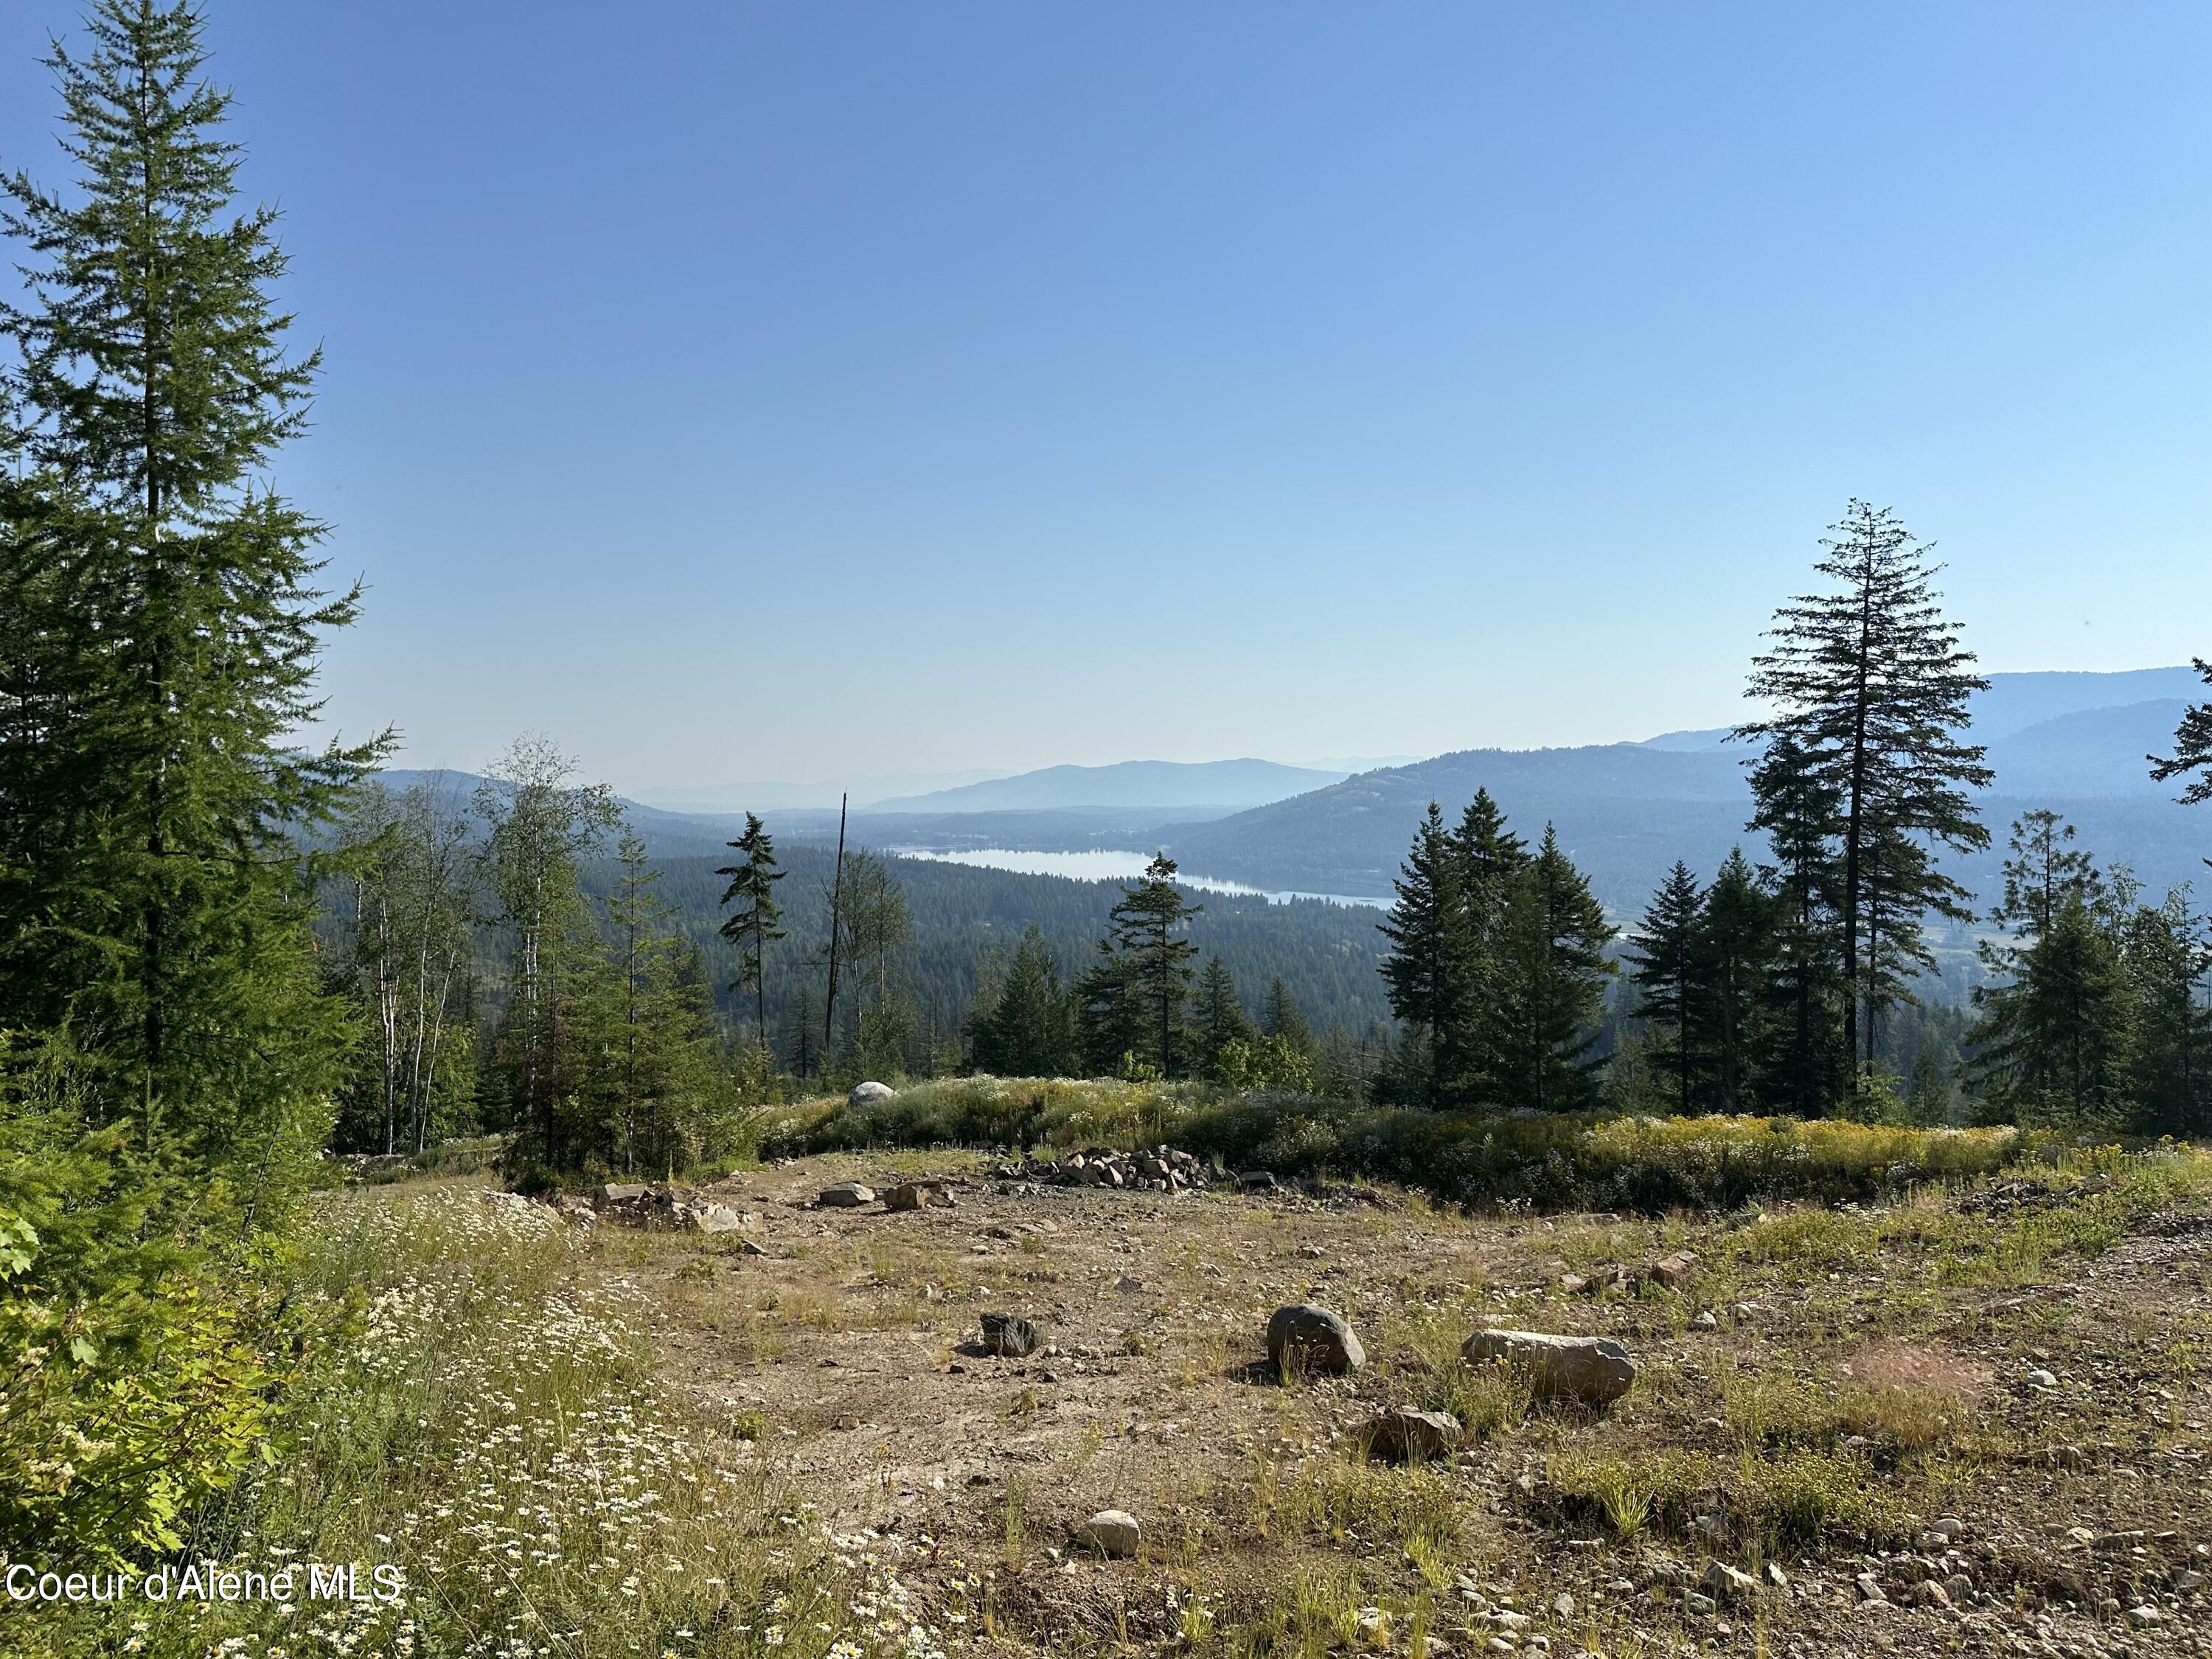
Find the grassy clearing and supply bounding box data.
[18,1183,947,1659]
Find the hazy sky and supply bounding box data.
[3,3,2206,791]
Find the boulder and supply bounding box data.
[689,1203,742,1234]
[1238,1169,1279,1191]
[1361,1407,1461,1464]
[980,1312,1041,1358]
[597,1182,650,1206]
[818,1182,876,1208]
[1267,1304,1366,1376]
[885,1181,941,1212]
[1074,1509,1141,1559]
[848,1080,896,1108]
[1461,1329,1636,1405]
[1649,1251,1700,1289]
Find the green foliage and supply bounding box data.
[0,1039,293,1562]
[762,1075,2024,1211]
[1079,854,1203,1078]
[715,810,786,1051]
[969,926,1081,1077]
[1739,501,1992,1084]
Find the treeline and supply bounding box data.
[319,771,1399,1164]
[1378,504,2212,1134]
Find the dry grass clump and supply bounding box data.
[1836,1342,1989,1453]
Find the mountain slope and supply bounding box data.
[871,757,1346,813]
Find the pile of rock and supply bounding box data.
[994,1146,1211,1193]
[1557,1249,1699,1295]
[590,1182,748,1236]
[814,1178,958,1211]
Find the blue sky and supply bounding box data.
[3,3,2206,790]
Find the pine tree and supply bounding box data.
[1102,854,1203,1078]
[1697,848,1781,1114]
[972,927,1077,1077]
[1492,827,1617,1112]
[1260,976,1313,1055]
[715,812,785,1055]
[1627,862,1706,1116]
[2151,658,2212,815]
[1972,885,2135,1124]
[1193,955,1256,1079]
[2120,891,2211,1137]
[478,737,617,1169]
[1745,731,1846,1114]
[0,0,384,1211]
[1739,502,1990,1085]
[1380,803,1478,1102]
[1451,788,1528,1091]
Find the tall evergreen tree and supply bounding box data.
[2121,891,2211,1136]
[2151,658,2212,821]
[1745,731,1846,1113]
[1627,862,1705,1116]
[971,927,1077,1077]
[0,0,383,1204]
[1102,854,1203,1079]
[1492,827,1617,1112]
[1380,803,1478,1103]
[715,812,785,1054]
[1697,847,1781,1114]
[478,737,616,1168]
[1193,955,1256,1079]
[1972,894,2132,1123]
[1739,502,1990,1082]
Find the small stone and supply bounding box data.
[981,1312,1042,1357]
[1703,1562,1760,1603]
[1115,1273,1145,1295]
[1928,1515,1966,1540]
[2175,1569,2206,1592]
[818,1182,875,1208]
[1648,1251,1700,1289]
[1913,1581,1952,1610]
[1551,1591,1575,1618]
[2025,1367,2058,1388]
[834,1414,862,1430]
[689,1203,742,1234]
[1764,1563,1787,1589]
[1690,1311,1719,1332]
[1855,1571,1888,1604]
[1074,1509,1140,1558]
[1557,1273,1587,1294]
[1362,1407,1462,1464]
[1683,1591,1717,1615]
[2124,1605,2163,1629]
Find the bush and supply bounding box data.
[759,1077,2027,1212]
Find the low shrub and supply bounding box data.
[760,1077,2029,1212]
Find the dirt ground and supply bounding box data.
[591,1150,2212,1658]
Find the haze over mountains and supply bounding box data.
[383,667,2211,928]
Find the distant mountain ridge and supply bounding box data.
[870,757,1347,814]
[1159,669,2212,913]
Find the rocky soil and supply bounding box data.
[584,1147,2212,1658]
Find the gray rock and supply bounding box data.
[1239,1169,1279,1190]
[1361,1407,1461,1464]
[1267,1304,1366,1375]
[848,1080,896,1108]
[981,1312,1042,1357]
[690,1203,742,1234]
[1460,1328,1636,1405]
[885,1180,949,1212]
[1855,1571,1888,1604]
[1690,1310,1719,1332]
[1703,1562,1761,1603]
[818,1181,876,1208]
[597,1182,650,1206]
[2025,1367,2058,1388]
[1075,1509,1140,1558]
